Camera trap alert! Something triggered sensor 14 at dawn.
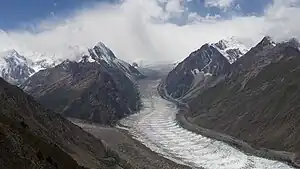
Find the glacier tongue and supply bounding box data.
[119,80,293,169]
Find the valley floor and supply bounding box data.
[72,120,190,169]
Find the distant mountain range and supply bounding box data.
[0,41,145,86]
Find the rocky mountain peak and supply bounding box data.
[257,36,277,48]
[164,41,232,98]
[0,49,35,85]
[286,38,300,49]
[1,49,26,64]
[211,37,248,64]
[88,42,117,63]
[82,42,145,80]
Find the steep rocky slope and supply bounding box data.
[188,38,300,152]
[21,60,142,125]
[0,77,120,169]
[165,37,300,165]
[21,42,143,124]
[164,38,247,99]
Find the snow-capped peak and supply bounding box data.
[0,49,35,85]
[80,42,144,80]
[81,42,118,65]
[212,37,249,64]
[0,49,31,69]
[93,42,116,62]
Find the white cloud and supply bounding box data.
[165,0,184,13]
[204,0,235,9]
[0,0,300,64]
[264,0,300,41]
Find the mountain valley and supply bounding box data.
[2,0,300,168]
[1,36,300,169]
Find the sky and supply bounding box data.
[0,0,299,64]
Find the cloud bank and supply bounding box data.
[0,0,300,64]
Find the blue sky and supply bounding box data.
[187,0,272,16]
[0,0,116,30]
[0,0,273,30]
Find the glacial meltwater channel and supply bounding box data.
[119,80,294,169]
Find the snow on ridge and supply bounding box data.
[95,41,116,62]
[0,40,140,84]
[81,42,140,80]
[0,49,35,84]
[211,37,249,64]
[0,50,29,69]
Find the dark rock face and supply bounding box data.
[0,77,117,169]
[164,44,231,99]
[184,37,300,155]
[0,50,35,85]
[21,59,142,125]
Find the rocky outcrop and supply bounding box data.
[0,77,121,169]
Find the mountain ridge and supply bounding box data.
[21,42,143,125]
[161,36,300,167]
[0,41,143,86]
[164,37,247,99]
